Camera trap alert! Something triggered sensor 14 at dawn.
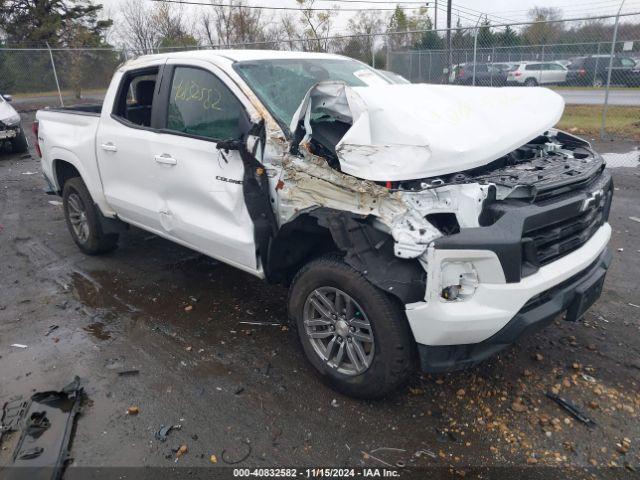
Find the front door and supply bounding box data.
[148,61,258,271]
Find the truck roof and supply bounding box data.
[124,49,349,68]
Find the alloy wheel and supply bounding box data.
[303,287,375,376]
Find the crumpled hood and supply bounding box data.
[291,83,565,181]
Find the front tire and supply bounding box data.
[288,255,415,399]
[62,177,118,255]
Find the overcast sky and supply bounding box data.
[100,0,640,38]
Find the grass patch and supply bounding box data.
[557,105,640,140]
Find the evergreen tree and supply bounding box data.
[0,0,111,47]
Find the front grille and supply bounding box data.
[523,189,611,268]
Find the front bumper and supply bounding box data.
[406,222,612,371]
[415,246,611,372]
[0,125,20,140]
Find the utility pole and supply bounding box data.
[434,0,438,30]
[600,0,626,139]
[446,0,452,81]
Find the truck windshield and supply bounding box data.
[233,58,390,133]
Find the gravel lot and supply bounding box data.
[1,112,639,478]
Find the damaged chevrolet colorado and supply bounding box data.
[35,51,612,398]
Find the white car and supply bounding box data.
[0,93,28,153]
[34,50,612,398]
[507,61,568,86]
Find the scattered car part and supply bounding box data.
[154,424,182,442]
[0,377,83,480]
[546,391,597,428]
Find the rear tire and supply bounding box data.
[288,255,416,399]
[10,129,28,154]
[524,78,538,87]
[62,177,118,255]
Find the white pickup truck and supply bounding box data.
[35,50,613,398]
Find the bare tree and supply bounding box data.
[522,7,564,45]
[277,13,303,51]
[116,0,196,54]
[296,0,337,52]
[153,1,197,49]
[340,11,384,64]
[118,0,159,54]
[199,0,272,48]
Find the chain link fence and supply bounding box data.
[1,11,638,164]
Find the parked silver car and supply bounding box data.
[507,61,568,86]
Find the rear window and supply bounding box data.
[525,64,542,71]
[567,59,584,69]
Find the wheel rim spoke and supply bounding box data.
[304,318,332,327]
[351,340,369,368]
[312,290,337,316]
[334,341,345,368]
[350,318,369,329]
[351,330,372,342]
[67,193,89,243]
[308,330,334,339]
[345,342,361,372]
[323,336,337,360]
[309,295,334,321]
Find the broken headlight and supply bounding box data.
[440,261,479,301]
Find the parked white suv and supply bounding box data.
[507,61,568,86]
[34,50,612,398]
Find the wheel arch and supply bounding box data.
[268,208,427,305]
[52,158,82,194]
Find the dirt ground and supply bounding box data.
[1,112,639,478]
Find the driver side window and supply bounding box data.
[166,67,244,141]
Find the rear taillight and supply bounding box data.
[579,68,587,76]
[32,120,42,158]
[514,71,522,77]
[458,69,464,78]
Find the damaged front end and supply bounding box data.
[270,81,606,306]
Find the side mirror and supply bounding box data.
[2,94,12,102]
[216,138,243,151]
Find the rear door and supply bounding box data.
[96,66,165,230]
[546,63,567,84]
[148,60,258,271]
[525,63,543,83]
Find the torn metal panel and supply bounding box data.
[279,150,443,260]
[1,377,83,480]
[279,149,494,260]
[313,210,427,303]
[290,83,565,181]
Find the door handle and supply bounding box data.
[154,154,177,165]
[100,142,118,152]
